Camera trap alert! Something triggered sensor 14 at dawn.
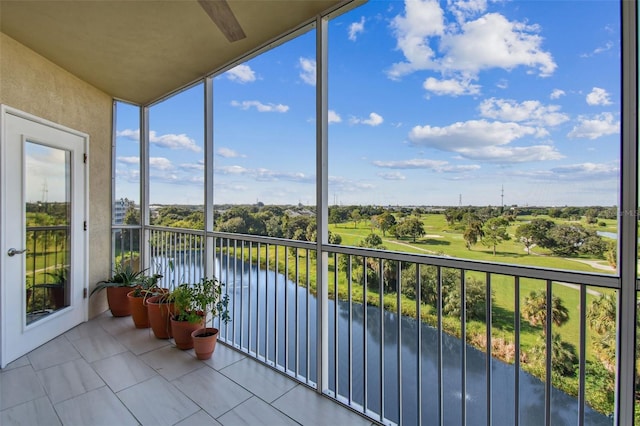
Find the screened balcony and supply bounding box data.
[1,0,639,425]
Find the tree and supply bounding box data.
[585,207,599,224]
[527,218,557,249]
[307,230,342,245]
[217,217,247,234]
[379,212,396,237]
[463,213,483,250]
[121,205,140,251]
[444,208,463,225]
[587,294,617,370]
[530,333,578,377]
[362,233,383,248]
[350,209,361,228]
[580,234,608,258]
[605,242,617,268]
[515,223,536,254]
[522,290,569,331]
[264,215,284,238]
[399,267,492,321]
[443,276,491,321]
[285,215,313,239]
[329,206,349,226]
[482,217,510,255]
[397,216,425,242]
[548,208,562,218]
[548,224,597,256]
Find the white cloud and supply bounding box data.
[594,41,614,54]
[216,165,313,183]
[440,13,556,77]
[567,113,620,139]
[116,129,140,140]
[449,0,487,23]
[117,156,139,165]
[231,100,289,113]
[217,147,246,158]
[149,131,201,152]
[226,64,257,83]
[218,165,248,175]
[550,162,618,178]
[408,119,563,163]
[117,129,201,152]
[149,157,174,171]
[423,77,480,96]
[586,87,612,106]
[254,169,312,182]
[439,164,482,172]
[348,17,366,41]
[328,110,342,124]
[180,162,204,171]
[456,145,564,162]
[517,162,619,181]
[550,89,565,99]
[478,98,569,127]
[329,176,376,192]
[388,2,556,82]
[409,119,539,150]
[378,172,407,180]
[388,0,444,80]
[373,158,481,173]
[299,57,316,86]
[581,41,614,58]
[373,158,449,169]
[350,112,384,126]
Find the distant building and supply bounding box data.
[113,198,137,224]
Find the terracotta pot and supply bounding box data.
[50,286,65,309]
[170,316,204,350]
[147,295,175,339]
[106,286,132,317]
[127,291,150,328]
[191,327,219,360]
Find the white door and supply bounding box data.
[1,106,88,368]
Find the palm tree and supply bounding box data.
[587,294,617,370]
[530,332,578,377]
[522,290,570,331]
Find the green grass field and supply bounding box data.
[329,213,617,360]
[331,214,614,273]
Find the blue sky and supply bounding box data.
[115,0,621,207]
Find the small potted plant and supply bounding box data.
[90,264,144,317]
[147,289,175,339]
[170,277,229,355]
[126,272,163,328]
[44,266,67,309]
[190,276,230,360]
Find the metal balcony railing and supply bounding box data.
[25,225,70,323]
[112,225,621,425]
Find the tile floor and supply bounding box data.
[0,312,373,426]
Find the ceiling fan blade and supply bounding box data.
[198,0,246,42]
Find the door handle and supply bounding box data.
[7,248,27,257]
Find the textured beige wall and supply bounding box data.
[1,33,111,318]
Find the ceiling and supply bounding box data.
[0,0,353,105]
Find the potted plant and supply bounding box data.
[190,277,230,359]
[147,290,175,339]
[90,264,144,317]
[44,266,67,309]
[126,272,163,328]
[170,277,229,354]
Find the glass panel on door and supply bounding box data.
[24,141,71,325]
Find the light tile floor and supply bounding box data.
[0,312,373,426]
